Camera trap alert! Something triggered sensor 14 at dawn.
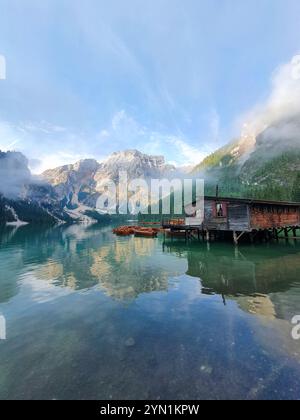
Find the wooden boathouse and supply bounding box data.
[162,196,300,245]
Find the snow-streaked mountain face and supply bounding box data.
[95,149,175,183]
[238,116,300,188]
[42,150,177,211]
[43,159,100,186]
[191,115,300,200]
[42,159,100,207]
[193,115,300,176]
[0,149,178,224]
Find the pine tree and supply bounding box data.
[292,173,300,202]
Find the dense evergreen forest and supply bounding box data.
[198,150,300,203]
[0,194,56,224]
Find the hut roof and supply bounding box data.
[189,196,300,207]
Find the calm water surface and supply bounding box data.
[0,224,300,400]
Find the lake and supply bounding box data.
[0,224,300,400]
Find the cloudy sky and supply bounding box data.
[0,0,300,173]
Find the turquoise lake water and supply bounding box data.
[0,224,300,400]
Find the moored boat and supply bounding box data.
[113,225,162,237]
[134,229,158,238]
[113,226,138,236]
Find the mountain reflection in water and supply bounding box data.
[1,224,300,400]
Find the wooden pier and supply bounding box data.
[162,196,300,245]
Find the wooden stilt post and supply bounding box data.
[206,230,210,242]
[233,231,238,246]
[284,228,289,240]
[266,230,270,242]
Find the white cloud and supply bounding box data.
[238,55,300,138]
[21,121,67,135]
[32,152,92,174]
[101,110,209,166]
[111,110,146,137]
[166,137,209,166]
[0,122,20,151]
[0,120,97,174]
[0,110,210,173]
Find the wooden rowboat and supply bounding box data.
[113,226,138,236]
[115,231,132,236]
[134,229,158,238]
[113,225,160,238]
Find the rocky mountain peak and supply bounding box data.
[39,149,176,216]
[42,159,100,186]
[72,159,100,173]
[103,149,168,168]
[96,149,175,180]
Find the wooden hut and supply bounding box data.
[163,196,300,244]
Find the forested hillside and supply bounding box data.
[193,117,300,202]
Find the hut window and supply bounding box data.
[215,203,227,218]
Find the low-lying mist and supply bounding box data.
[0,151,32,199]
